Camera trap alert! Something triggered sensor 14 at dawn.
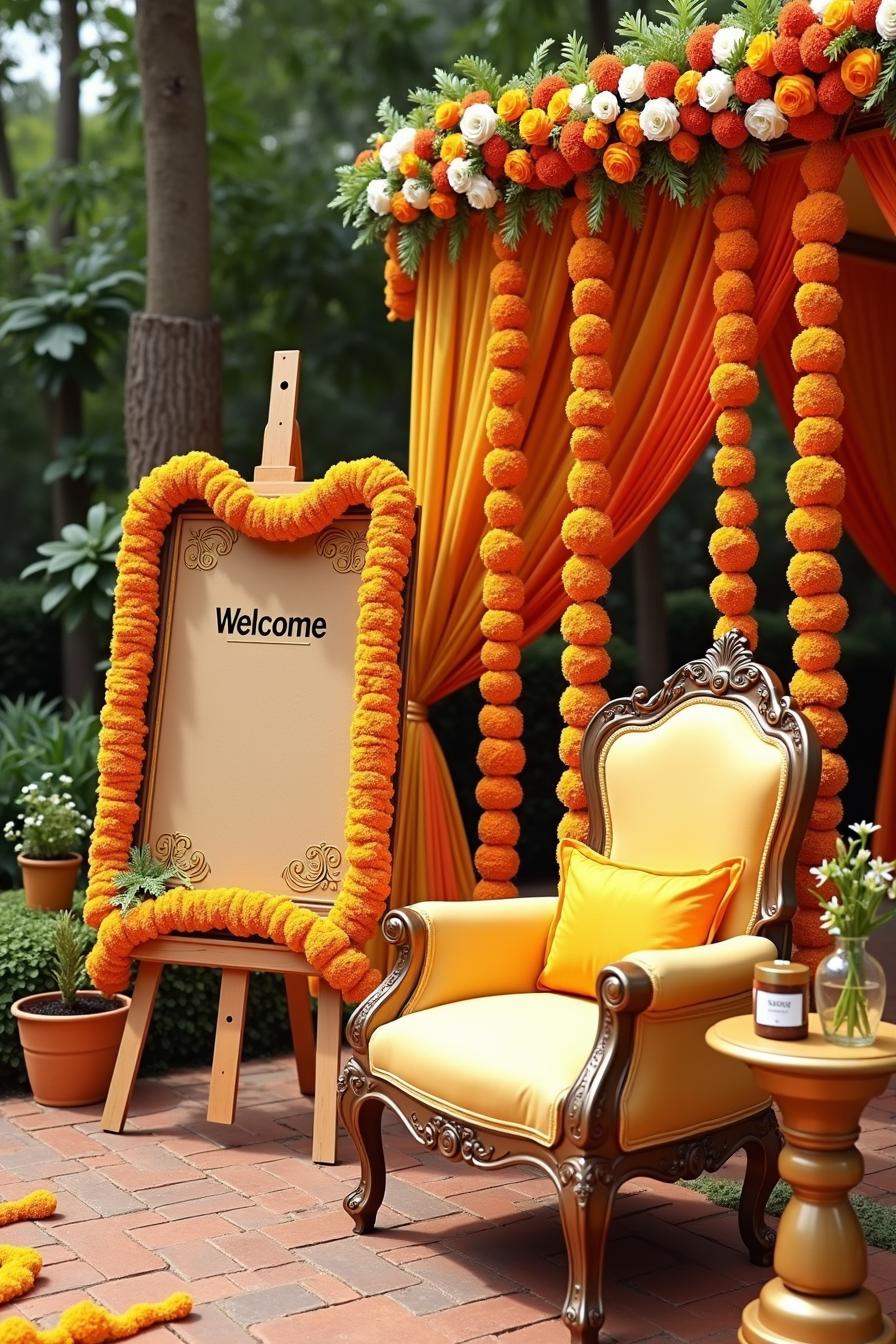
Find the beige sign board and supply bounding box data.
[139,506,371,911]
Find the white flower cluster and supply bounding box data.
[877,0,896,40]
[4,773,92,861]
[811,822,895,938]
[367,116,499,217]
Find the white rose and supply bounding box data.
[447,157,474,193]
[876,0,896,39]
[459,102,498,145]
[379,139,400,173]
[569,82,592,112]
[591,90,620,122]
[466,174,500,210]
[639,97,680,141]
[366,179,393,215]
[810,0,829,14]
[712,25,746,65]
[401,178,431,210]
[391,126,417,154]
[697,68,735,112]
[618,63,646,102]
[743,98,788,141]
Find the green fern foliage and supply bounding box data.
[559,32,591,83]
[111,843,193,917]
[740,138,770,174]
[864,47,896,109]
[824,25,859,59]
[524,39,555,91]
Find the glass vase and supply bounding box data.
[815,936,886,1047]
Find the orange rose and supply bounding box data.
[823,0,853,32]
[504,149,535,183]
[429,191,457,219]
[674,70,702,104]
[774,73,818,116]
[497,88,529,122]
[391,192,419,223]
[547,87,572,122]
[439,132,467,162]
[616,109,645,146]
[603,142,640,183]
[399,152,420,178]
[745,32,777,76]
[583,118,609,150]
[519,107,553,144]
[669,130,699,163]
[841,46,881,94]
[435,100,461,130]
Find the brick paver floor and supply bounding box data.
[2,1055,896,1343]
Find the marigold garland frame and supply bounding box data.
[85,451,416,1003]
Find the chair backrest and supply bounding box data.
[580,632,820,948]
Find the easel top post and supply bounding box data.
[254,349,303,489]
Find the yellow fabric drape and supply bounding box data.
[394,153,806,914]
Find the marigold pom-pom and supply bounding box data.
[560,684,609,728]
[480,670,522,706]
[478,810,521,846]
[486,406,526,450]
[811,795,844,829]
[482,133,510,168]
[476,775,523,810]
[568,237,615,283]
[686,23,720,70]
[572,356,613,391]
[479,704,523,739]
[481,610,524,642]
[566,388,614,427]
[795,281,842,327]
[713,445,756,486]
[712,111,748,148]
[801,139,848,191]
[485,448,527,489]
[800,827,841,865]
[535,149,575,187]
[561,507,613,557]
[488,369,527,409]
[484,489,524,530]
[483,573,524,610]
[773,34,804,73]
[787,550,842,595]
[735,68,774,104]
[712,195,758,234]
[792,192,848,244]
[709,363,759,408]
[474,843,520,882]
[799,23,835,71]
[713,313,759,364]
[793,908,834,948]
[588,53,625,89]
[712,271,755,316]
[786,455,846,506]
[562,644,611,686]
[715,486,758,527]
[794,241,840,284]
[642,60,680,98]
[570,427,611,461]
[559,121,598,173]
[793,372,844,419]
[557,769,588,810]
[791,326,845,374]
[794,630,841,670]
[853,0,881,24]
[817,69,854,114]
[572,280,614,320]
[713,613,759,649]
[795,413,843,456]
[786,504,843,551]
[560,725,583,768]
[532,74,569,109]
[714,229,760,272]
[680,103,712,135]
[491,261,527,297]
[561,602,612,646]
[481,639,521,672]
[474,879,519,901]
[780,0,817,33]
[789,592,849,633]
[789,111,838,142]
[709,525,759,572]
[562,555,611,602]
[568,460,611,508]
[716,410,753,448]
[803,704,848,748]
[477,737,526,777]
[710,572,757,615]
[818,747,848,795]
[791,667,848,709]
[490,295,530,332]
[480,528,524,574]
[569,316,613,358]
[487,329,529,369]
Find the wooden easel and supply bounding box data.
[101,351,342,1162]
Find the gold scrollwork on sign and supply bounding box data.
[282,843,343,894]
[153,833,211,884]
[315,525,368,574]
[183,523,238,571]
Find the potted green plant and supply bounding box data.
[4,773,92,910]
[813,821,896,1046]
[11,912,130,1106]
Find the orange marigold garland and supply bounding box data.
[85,453,416,1003]
[384,227,416,321]
[475,234,529,899]
[708,153,761,652]
[786,139,849,979]
[558,187,616,842]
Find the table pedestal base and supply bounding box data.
[740,1278,896,1344]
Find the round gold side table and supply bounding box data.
[707,1014,896,1344]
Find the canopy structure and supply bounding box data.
[334,16,896,975]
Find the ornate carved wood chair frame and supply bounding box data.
[338,634,820,1342]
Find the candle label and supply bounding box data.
[754,988,803,1028]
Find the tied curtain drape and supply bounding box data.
[764,129,896,857]
[393,151,806,914]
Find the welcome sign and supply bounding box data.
[139,504,376,911]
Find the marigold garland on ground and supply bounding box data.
[557,184,616,842]
[0,1191,191,1343]
[85,452,416,1003]
[785,138,849,976]
[708,152,762,652]
[475,233,529,898]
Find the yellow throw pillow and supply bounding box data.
[538,840,745,999]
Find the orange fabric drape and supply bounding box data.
[764,140,896,857]
[394,151,806,913]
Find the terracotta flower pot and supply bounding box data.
[18,854,82,912]
[11,991,131,1107]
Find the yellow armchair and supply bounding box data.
[338,633,820,1343]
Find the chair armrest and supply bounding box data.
[619,935,776,1015]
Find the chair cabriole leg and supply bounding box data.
[738,1108,781,1266]
[341,1087,387,1234]
[556,1160,616,1343]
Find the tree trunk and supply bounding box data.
[0,97,26,262]
[633,516,669,691]
[126,0,220,486]
[50,0,80,249]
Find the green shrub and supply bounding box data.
[0,696,99,885]
[0,582,61,700]
[0,892,292,1093]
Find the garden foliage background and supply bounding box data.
[0,0,893,1083]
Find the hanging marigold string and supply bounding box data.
[785,138,850,977]
[558,185,616,843]
[708,151,762,652]
[384,228,416,322]
[475,233,529,899]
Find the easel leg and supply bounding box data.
[102,961,163,1134]
[207,968,250,1125]
[311,980,342,1165]
[285,974,316,1096]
